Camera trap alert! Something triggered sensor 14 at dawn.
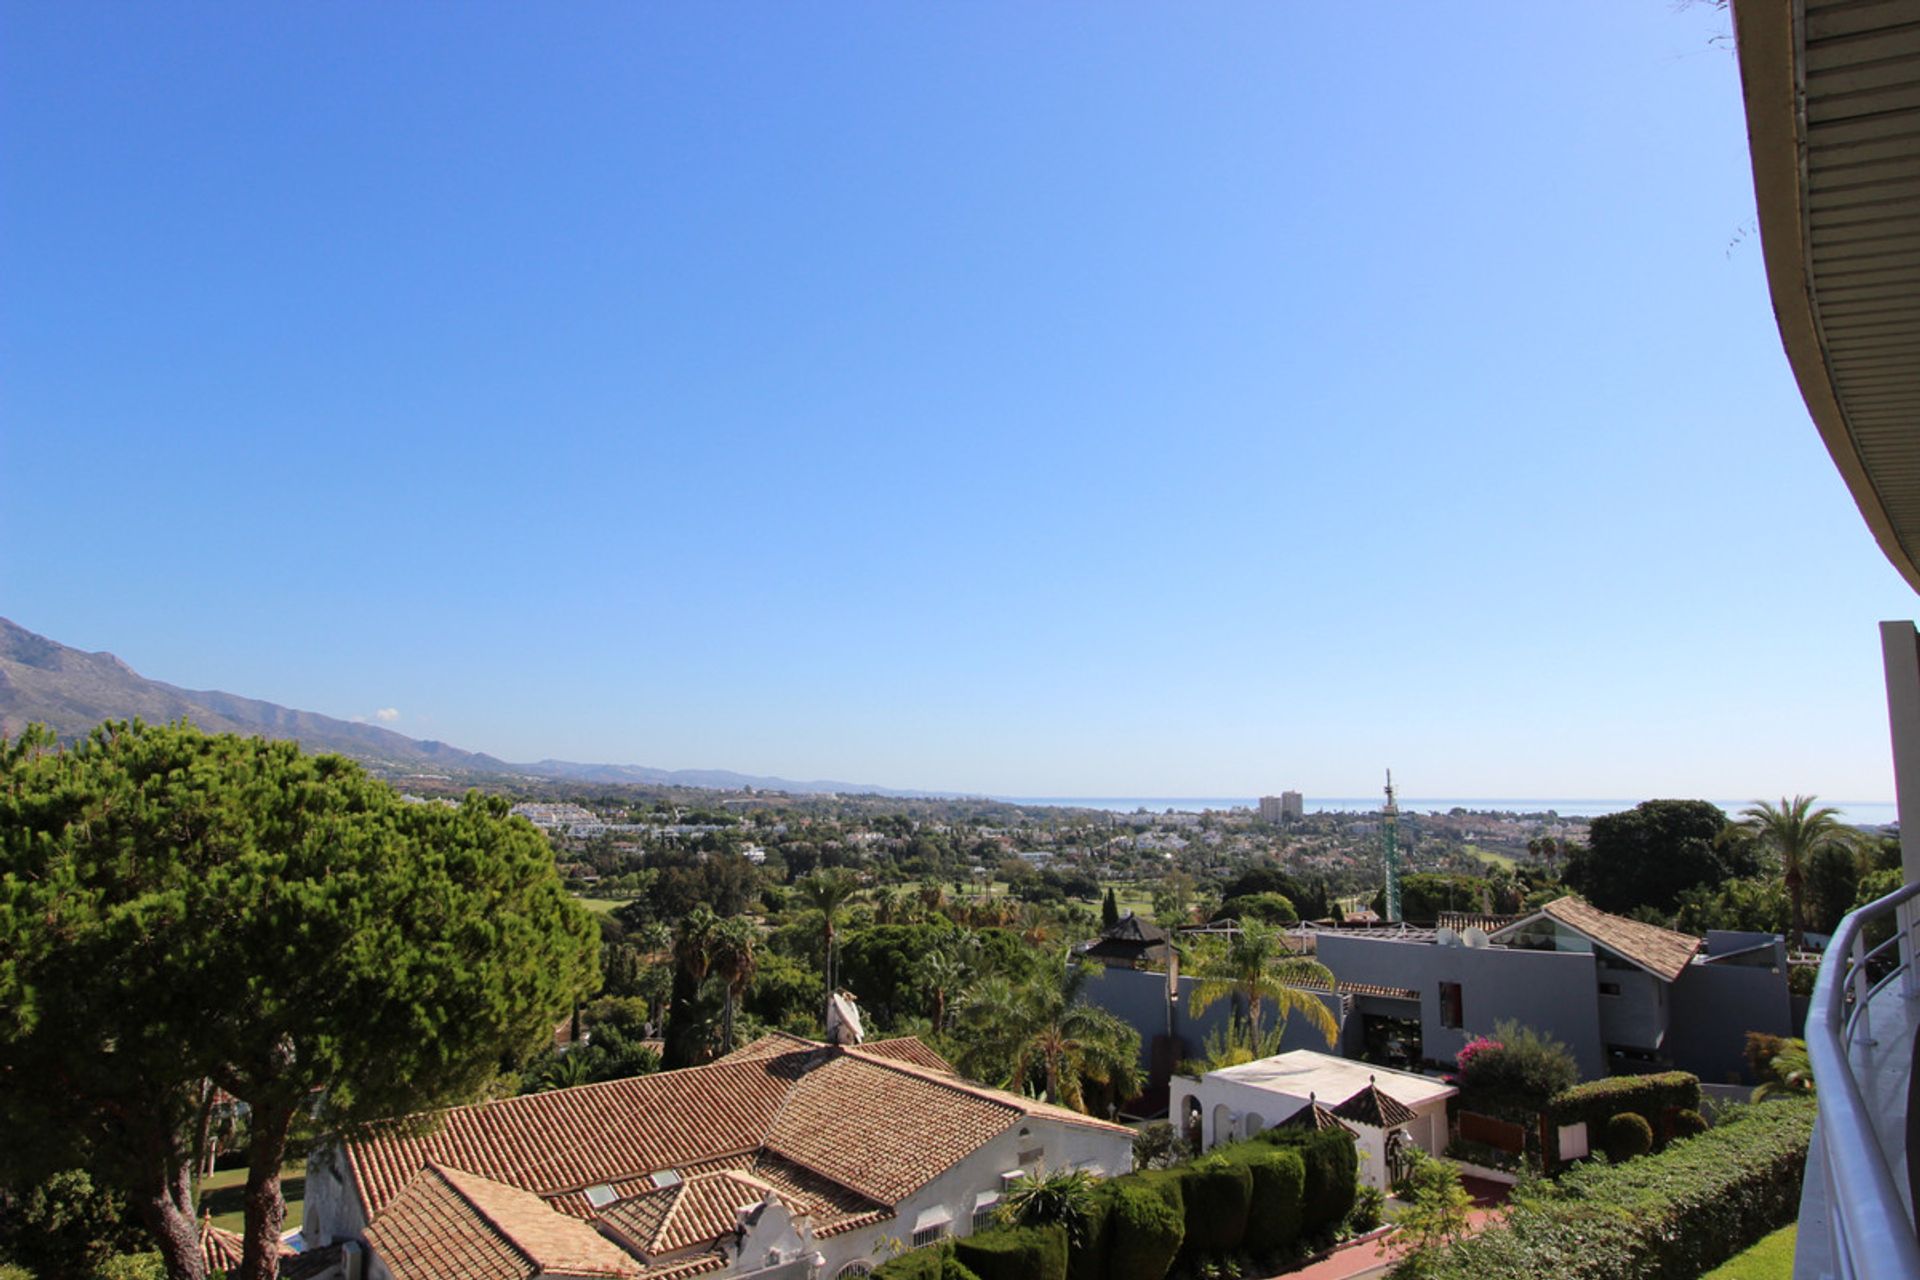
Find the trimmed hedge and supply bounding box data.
[874,1244,982,1280]
[1104,1177,1184,1280]
[1260,1127,1358,1234]
[1216,1145,1306,1254]
[1545,1072,1699,1147]
[1390,1098,1813,1280]
[1066,1189,1111,1280]
[956,1225,1068,1280]
[1176,1157,1253,1257]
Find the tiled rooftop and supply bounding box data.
[1538,896,1701,983]
[364,1163,643,1280]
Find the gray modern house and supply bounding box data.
[1083,895,1793,1112]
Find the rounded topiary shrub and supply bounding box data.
[1178,1156,1253,1258]
[954,1226,1067,1280]
[1233,1148,1306,1254]
[1105,1178,1184,1280]
[1667,1107,1709,1140]
[1604,1111,1654,1163]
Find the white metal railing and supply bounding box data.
[1804,878,1920,1278]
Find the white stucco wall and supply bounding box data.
[1168,1072,1449,1190]
[304,1143,369,1250]
[326,1114,1131,1280]
[812,1116,1134,1280]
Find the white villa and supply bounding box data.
[1171,1049,1455,1190]
[303,1029,1133,1280]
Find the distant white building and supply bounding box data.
[1259,793,1304,823]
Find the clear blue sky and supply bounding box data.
[5,3,1912,800]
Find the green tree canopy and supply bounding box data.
[0,723,600,1280]
[1563,800,1743,915]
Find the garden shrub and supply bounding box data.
[1104,1178,1184,1280]
[1261,1127,1358,1235]
[1225,1146,1306,1254]
[956,1224,1068,1280]
[1665,1108,1707,1140]
[875,1242,956,1280]
[1387,1097,1813,1279]
[1457,1020,1578,1122]
[1065,1187,1112,1280]
[1175,1155,1252,1258]
[1603,1112,1653,1163]
[1545,1071,1699,1151]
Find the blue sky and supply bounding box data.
[5,3,1913,800]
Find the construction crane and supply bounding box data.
[1382,769,1403,924]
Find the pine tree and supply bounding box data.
[1102,887,1121,930]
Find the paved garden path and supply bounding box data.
[1274,1176,1510,1280]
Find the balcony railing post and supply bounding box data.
[1853,931,1874,1047]
[1903,899,1919,1001]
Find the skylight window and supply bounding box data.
[652,1169,683,1189]
[586,1183,618,1209]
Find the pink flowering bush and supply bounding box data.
[1456,1036,1502,1073]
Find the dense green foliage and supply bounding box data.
[1564,800,1745,915]
[1216,1145,1305,1254]
[1604,1112,1654,1162]
[873,1243,984,1280]
[1173,1157,1252,1259]
[1369,872,1510,922]
[1102,1178,1185,1280]
[0,723,601,1280]
[1257,1126,1359,1235]
[1545,1072,1700,1149]
[1457,1021,1578,1122]
[0,1168,146,1279]
[1391,1099,1813,1280]
[999,1168,1101,1250]
[955,1224,1069,1280]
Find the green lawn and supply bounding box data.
[199,1163,304,1235]
[1701,1223,1796,1279]
[571,895,626,916]
[1463,844,1517,871]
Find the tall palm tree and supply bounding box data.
[1187,920,1339,1053]
[794,870,859,1018]
[912,946,970,1032]
[1742,795,1851,951]
[709,915,760,1052]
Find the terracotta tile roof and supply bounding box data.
[348,1059,797,1219]
[1331,1083,1418,1130]
[346,1034,1129,1256]
[1288,975,1420,1002]
[634,1250,730,1280]
[717,1032,821,1064]
[365,1163,642,1280]
[763,1053,1013,1204]
[1539,896,1702,983]
[1276,1101,1357,1136]
[598,1171,778,1256]
[846,1036,960,1073]
[200,1219,295,1271]
[201,1223,244,1272]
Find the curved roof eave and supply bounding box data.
[1734,0,1920,596]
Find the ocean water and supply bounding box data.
[1001,796,1901,826]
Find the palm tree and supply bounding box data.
[709,915,760,1052]
[1186,920,1339,1053]
[912,946,971,1032]
[952,962,1142,1114]
[794,870,859,1018]
[1742,795,1851,951]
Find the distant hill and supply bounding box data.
[0,618,924,796]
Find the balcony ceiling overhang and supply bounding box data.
[1735,0,1920,594]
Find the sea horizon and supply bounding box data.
[992,795,1901,826]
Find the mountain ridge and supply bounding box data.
[0,617,927,797]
